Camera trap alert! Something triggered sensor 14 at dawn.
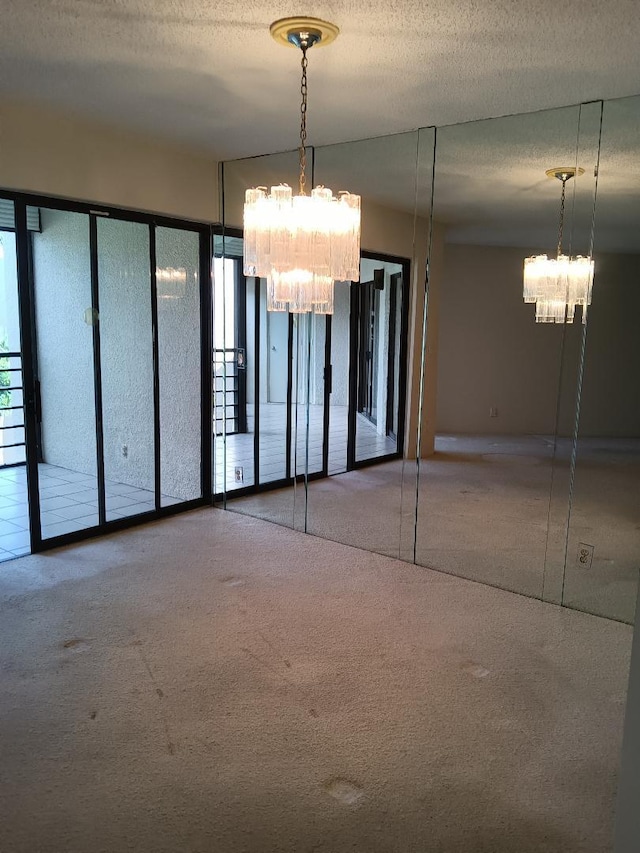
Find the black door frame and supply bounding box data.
[2,188,213,557]
[346,250,411,472]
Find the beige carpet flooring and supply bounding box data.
[0,507,632,852]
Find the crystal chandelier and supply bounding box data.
[523,168,594,324]
[243,17,361,314]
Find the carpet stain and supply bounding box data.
[324,778,365,806]
[221,576,245,587]
[462,662,491,678]
[62,637,89,650]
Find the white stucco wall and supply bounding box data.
[33,210,202,500]
[97,218,155,492]
[32,209,98,476]
[156,226,202,501]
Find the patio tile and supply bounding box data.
[70,489,99,503]
[47,503,98,521]
[2,514,29,531]
[43,516,98,537]
[36,476,71,488]
[0,519,23,537]
[104,483,130,496]
[0,482,26,497]
[0,530,30,551]
[0,503,30,522]
[0,469,27,483]
[105,495,138,510]
[40,496,80,512]
[161,495,184,506]
[0,496,21,510]
[109,502,155,518]
[42,482,90,497]
[120,489,155,502]
[49,470,97,484]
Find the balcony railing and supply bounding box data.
[0,351,26,468]
[213,348,245,437]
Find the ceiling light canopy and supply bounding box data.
[523,167,594,324]
[243,17,361,314]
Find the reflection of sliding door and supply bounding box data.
[349,253,410,467]
[213,240,331,497]
[212,245,409,497]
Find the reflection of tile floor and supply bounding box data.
[0,463,180,562]
[214,403,397,493]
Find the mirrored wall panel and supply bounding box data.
[414,104,600,600]
[218,129,436,558]
[216,151,306,529]
[218,96,638,624]
[304,129,433,560]
[560,95,640,622]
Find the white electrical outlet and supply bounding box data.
[235,466,244,483]
[577,543,594,569]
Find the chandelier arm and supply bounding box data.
[299,44,309,196]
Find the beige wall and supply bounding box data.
[0,98,219,221]
[435,243,640,437]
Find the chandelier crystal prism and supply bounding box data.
[243,18,361,314]
[523,167,594,324]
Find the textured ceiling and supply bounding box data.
[0,0,639,159]
[2,1,639,250]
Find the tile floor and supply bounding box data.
[0,463,178,562]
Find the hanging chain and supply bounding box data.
[557,176,567,256]
[298,44,308,195]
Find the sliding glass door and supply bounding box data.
[0,192,210,563]
[32,208,100,540]
[0,202,30,558]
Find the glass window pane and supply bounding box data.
[156,226,202,506]
[32,209,99,538]
[97,218,155,521]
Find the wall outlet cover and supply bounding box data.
[235,467,244,483]
[577,543,595,569]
